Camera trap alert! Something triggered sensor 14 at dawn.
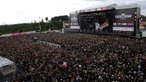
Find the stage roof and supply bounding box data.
[72,4,140,13]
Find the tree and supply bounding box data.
[45,17,49,31]
[41,19,44,23]
[45,17,48,22]
[0,23,39,34]
[50,15,69,30]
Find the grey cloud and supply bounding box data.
[82,0,109,1]
[81,0,146,15]
[130,1,146,15]
[137,1,146,9]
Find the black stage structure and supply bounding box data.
[68,4,141,37]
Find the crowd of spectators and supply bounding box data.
[0,33,146,82]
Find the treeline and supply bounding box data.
[0,15,69,35]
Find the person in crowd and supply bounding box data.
[0,33,145,82]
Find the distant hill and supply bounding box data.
[0,15,69,35]
[0,23,40,35]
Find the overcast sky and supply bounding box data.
[0,0,146,25]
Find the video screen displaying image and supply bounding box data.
[95,14,110,32]
[79,10,113,33]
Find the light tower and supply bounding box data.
[39,17,41,31]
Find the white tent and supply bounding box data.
[0,56,16,76]
[0,56,14,68]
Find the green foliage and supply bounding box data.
[51,15,69,30]
[45,17,48,22]
[0,23,39,35]
[0,15,69,35]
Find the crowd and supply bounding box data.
[0,33,146,82]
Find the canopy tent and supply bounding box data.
[0,56,14,68]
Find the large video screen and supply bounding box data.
[113,8,136,34]
[70,12,80,29]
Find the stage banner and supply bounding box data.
[113,8,136,34]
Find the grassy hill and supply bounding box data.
[0,15,69,35]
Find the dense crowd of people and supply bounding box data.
[0,33,146,82]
